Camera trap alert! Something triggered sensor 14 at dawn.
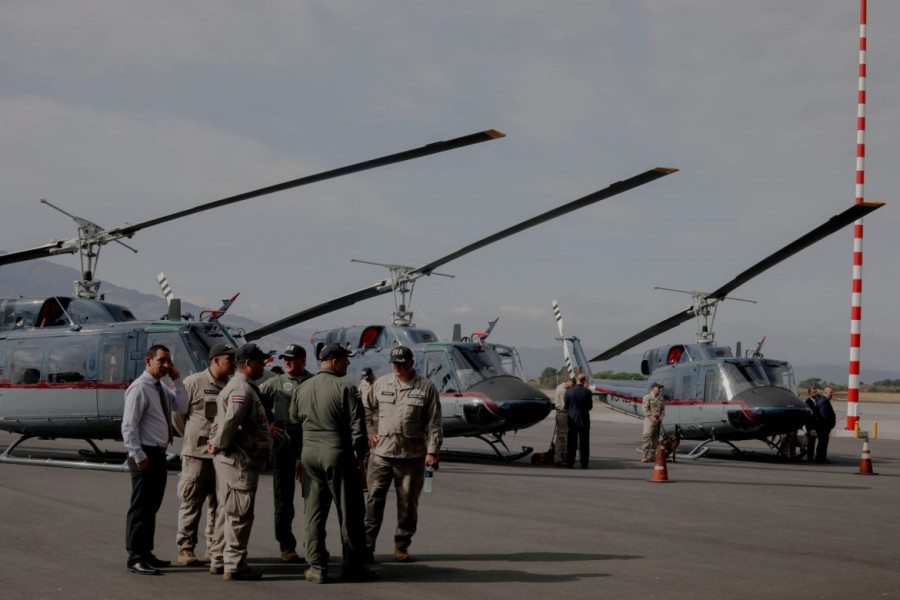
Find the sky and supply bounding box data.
[2,1,898,374]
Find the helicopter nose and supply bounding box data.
[465,376,553,429]
[727,386,810,433]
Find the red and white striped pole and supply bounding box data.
[846,0,867,431]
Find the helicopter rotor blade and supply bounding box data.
[411,167,677,277]
[246,167,678,340]
[0,129,504,267]
[243,284,388,341]
[590,201,885,362]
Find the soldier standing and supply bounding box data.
[207,343,271,581]
[641,383,666,463]
[289,343,374,583]
[259,344,312,563]
[553,377,574,466]
[173,343,235,566]
[364,345,443,563]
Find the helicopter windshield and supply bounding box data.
[760,360,796,391]
[450,345,505,389]
[718,361,771,400]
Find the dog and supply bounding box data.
[531,442,556,465]
[660,425,684,462]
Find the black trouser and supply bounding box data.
[272,429,297,551]
[566,420,590,468]
[126,446,168,564]
[806,429,818,462]
[814,428,831,461]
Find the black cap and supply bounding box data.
[651,382,663,389]
[319,343,356,362]
[279,344,306,359]
[361,367,374,377]
[235,343,268,363]
[209,343,236,360]
[389,346,414,364]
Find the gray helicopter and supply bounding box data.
[552,201,883,459]
[0,129,504,469]
[245,166,678,460]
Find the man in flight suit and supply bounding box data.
[173,343,235,566]
[364,345,443,563]
[259,344,312,562]
[207,343,271,581]
[290,343,374,583]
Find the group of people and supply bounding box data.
[805,386,837,463]
[121,340,443,584]
[552,374,593,468]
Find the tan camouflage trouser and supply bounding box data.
[365,454,425,553]
[554,411,568,463]
[642,418,661,459]
[176,455,217,553]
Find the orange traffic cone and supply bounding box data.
[856,438,878,475]
[648,444,672,483]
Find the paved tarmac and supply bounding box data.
[1,406,898,600]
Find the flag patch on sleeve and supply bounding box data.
[232,394,246,404]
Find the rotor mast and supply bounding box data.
[653,286,756,346]
[351,258,453,326]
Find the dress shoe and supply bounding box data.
[178,549,200,566]
[394,547,412,563]
[281,549,302,563]
[146,555,171,568]
[339,566,377,582]
[304,568,327,584]
[209,565,224,575]
[128,561,160,576]
[223,567,263,581]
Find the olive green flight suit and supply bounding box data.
[208,372,270,574]
[289,369,368,575]
[260,371,312,553]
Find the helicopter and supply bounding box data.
[251,167,679,460]
[0,129,506,469]
[551,200,884,459]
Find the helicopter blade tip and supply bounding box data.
[485,129,506,138]
[654,167,679,174]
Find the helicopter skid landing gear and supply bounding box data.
[443,433,533,462]
[0,433,128,472]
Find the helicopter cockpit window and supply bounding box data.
[424,351,459,393]
[450,346,504,389]
[48,345,88,383]
[761,361,796,392]
[10,348,43,385]
[405,328,438,344]
[718,361,770,399]
[147,332,203,377]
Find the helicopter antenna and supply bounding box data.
[653,287,756,346]
[51,296,82,331]
[350,258,454,326]
[40,199,139,299]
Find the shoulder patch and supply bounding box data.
[232,394,246,404]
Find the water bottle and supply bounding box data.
[423,465,434,493]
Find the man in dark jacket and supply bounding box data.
[813,387,838,463]
[564,374,593,469]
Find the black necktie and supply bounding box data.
[156,381,173,445]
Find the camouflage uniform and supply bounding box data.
[173,369,224,559]
[554,382,569,464]
[259,371,312,554]
[364,372,443,555]
[289,369,369,575]
[208,372,270,575]
[642,390,666,460]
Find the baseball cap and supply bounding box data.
[319,343,356,361]
[279,344,306,359]
[235,343,269,363]
[389,346,414,364]
[651,382,664,388]
[209,343,236,360]
[362,367,374,377]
